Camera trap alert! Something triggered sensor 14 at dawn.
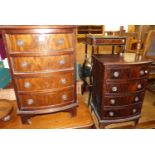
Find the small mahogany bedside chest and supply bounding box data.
[91,53,152,128]
[1,26,78,124]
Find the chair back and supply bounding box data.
[143,30,155,61]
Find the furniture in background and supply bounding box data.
[142,30,155,94]
[85,35,126,55]
[0,58,12,123]
[91,53,152,128]
[0,100,13,123]
[1,26,78,124]
[76,25,104,43]
[142,30,155,79]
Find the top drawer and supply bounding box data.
[105,65,150,80]
[7,33,73,52]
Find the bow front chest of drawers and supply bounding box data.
[91,54,152,128]
[1,26,78,124]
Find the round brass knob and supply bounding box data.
[24,82,31,88]
[145,70,148,74]
[16,40,24,47]
[57,38,64,45]
[27,99,34,105]
[59,60,65,65]
[112,86,118,92]
[122,39,125,43]
[38,35,45,42]
[140,70,144,76]
[137,84,142,89]
[113,71,119,78]
[109,111,114,117]
[62,94,67,101]
[110,99,115,105]
[60,78,67,84]
[134,97,139,102]
[21,61,28,68]
[132,108,137,113]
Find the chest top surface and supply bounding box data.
[93,53,153,65]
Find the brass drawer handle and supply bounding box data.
[109,111,114,117]
[60,78,67,84]
[24,82,31,88]
[134,97,139,102]
[59,59,65,65]
[137,84,142,89]
[112,86,118,92]
[57,38,64,45]
[122,39,125,43]
[16,39,24,47]
[110,99,115,105]
[132,108,137,113]
[21,61,28,68]
[113,71,119,78]
[38,35,45,42]
[62,94,68,101]
[27,99,34,105]
[140,70,144,76]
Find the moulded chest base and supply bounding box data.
[90,102,140,129]
[17,103,78,124]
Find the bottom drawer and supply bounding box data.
[18,87,75,110]
[101,104,142,120]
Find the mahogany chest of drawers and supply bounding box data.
[91,54,152,128]
[1,26,78,124]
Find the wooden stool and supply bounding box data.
[0,100,13,122]
[0,88,15,123]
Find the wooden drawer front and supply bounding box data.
[95,39,125,45]
[8,34,73,52]
[15,72,74,91]
[130,65,150,79]
[102,104,141,119]
[12,54,73,72]
[105,79,147,94]
[18,88,74,109]
[106,68,130,80]
[104,92,145,106]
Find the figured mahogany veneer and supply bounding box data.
[15,71,74,91]
[1,26,78,124]
[91,54,152,128]
[12,54,74,73]
[8,33,73,52]
[18,87,75,110]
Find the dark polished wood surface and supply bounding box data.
[92,53,153,128]
[93,54,153,64]
[1,26,78,124]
